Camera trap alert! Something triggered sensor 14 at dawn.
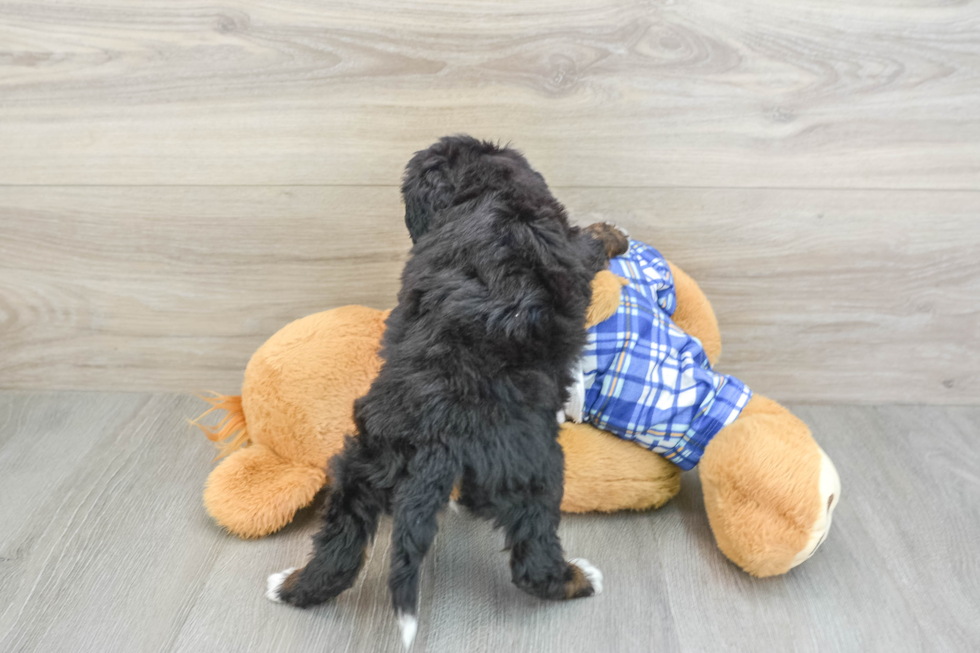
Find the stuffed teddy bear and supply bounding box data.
[196,246,839,578]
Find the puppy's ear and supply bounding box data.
[401,147,457,244]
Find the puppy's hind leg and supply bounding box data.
[267,436,386,608]
[388,446,458,649]
[493,442,603,601]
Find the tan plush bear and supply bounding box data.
[196,264,838,577]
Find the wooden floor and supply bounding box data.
[2,0,979,403]
[1,391,977,652]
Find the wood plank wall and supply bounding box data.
[1,0,978,402]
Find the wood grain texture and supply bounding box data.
[0,186,412,393]
[2,186,978,403]
[566,187,980,404]
[1,0,978,187]
[1,392,978,652]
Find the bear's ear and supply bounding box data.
[401,144,458,244]
[585,271,628,328]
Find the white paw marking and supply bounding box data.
[562,359,586,423]
[397,611,418,649]
[448,500,460,514]
[266,567,297,603]
[570,558,603,595]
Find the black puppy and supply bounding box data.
[267,136,627,647]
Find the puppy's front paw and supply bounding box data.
[585,222,630,259]
[562,362,586,423]
[566,558,604,598]
[266,567,298,603]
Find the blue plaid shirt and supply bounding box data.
[578,241,752,470]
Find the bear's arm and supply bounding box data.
[584,263,722,366]
[667,261,722,366]
[584,270,628,329]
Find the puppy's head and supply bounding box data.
[401,135,554,243]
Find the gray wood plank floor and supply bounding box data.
[1,392,977,652]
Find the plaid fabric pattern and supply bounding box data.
[580,241,752,470]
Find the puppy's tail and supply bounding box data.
[388,446,458,649]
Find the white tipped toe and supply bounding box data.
[397,612,418,649]
[570,558,604,595]
[266,567,297,603]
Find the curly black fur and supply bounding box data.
[275,135,616,625]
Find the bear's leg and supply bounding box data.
[559,422,681,513]
[203,443,326,539]
[698,394,840,577]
